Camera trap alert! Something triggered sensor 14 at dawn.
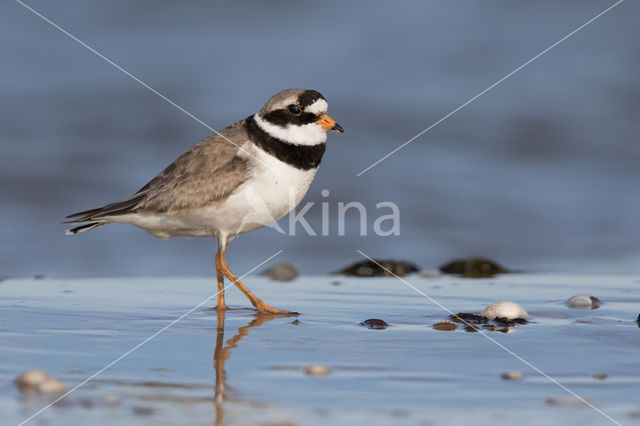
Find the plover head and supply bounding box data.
[253,89,343,146]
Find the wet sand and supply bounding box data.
[1,274,639,425]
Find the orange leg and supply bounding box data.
[214,251,228,311]
[218,246,296,316]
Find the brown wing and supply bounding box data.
[66,120,251,223]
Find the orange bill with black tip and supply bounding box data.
[316,114,344,133]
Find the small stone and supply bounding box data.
[420,269,442,278]
[14,370,51,389]
[481,301,528,320]
[432,321,458,331]
[303,365,331,376]
[566,294,601,310]
[439,257,508,278]
[132,406,155,416]
[360,319,388,330]
[290,319,300,325]
[501,371,524,381]
[270,366,298,371]
[593,373,607,380]
[337,260,419,277]
[78,398,95,408]
[449,313,488,324]
[262,263,299,282]
[546,396,591,405]
[103,393,120,405]
[36,378,67,394]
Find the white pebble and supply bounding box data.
[36,378,67,394]
[481,301,528,320]
[566,294,599,309]
[103,393,120,405]
[303,365,331,376]
[501,371,524,381]
[14,370,50,388]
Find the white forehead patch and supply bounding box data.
[304,99,328,115]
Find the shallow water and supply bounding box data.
[1,1,640,277]
[1,274,639,425]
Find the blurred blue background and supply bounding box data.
[1,0,638,277]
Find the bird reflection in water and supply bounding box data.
[213,312,278,425]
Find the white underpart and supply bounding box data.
[253,113,327,146]
[111,144,318,244]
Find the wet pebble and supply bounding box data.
[593,373,607,380]
[360,319,388,330]
[432,321,458,331]
[262,263,299,281]
[303,365,331,376]
[14,370,50,389]
[546,396,591,405]
[103,393,120,405]
[481,301,528,320]
[449,313,488,324]
[337,260,418,277]
[36,378,67,394]
[14,370,68,395]
[78,398,95,408]
[501,371,524,381]
[439,257,508,278]
[566,294,601,310]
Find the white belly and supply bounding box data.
[115,148,318,240]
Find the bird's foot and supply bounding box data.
[255,304,299,316]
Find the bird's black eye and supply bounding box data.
[287,104,301,115]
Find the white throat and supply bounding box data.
[253,113,327,146]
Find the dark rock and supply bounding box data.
[360,318,389,330]
[432,321,458,331]
[337,260,419,277]
[261,263,299,281]
[493,317,528,326]
[448,312,528,331]
[449,313,488,324]
[439,257,508,278]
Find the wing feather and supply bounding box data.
[65,120,251,225]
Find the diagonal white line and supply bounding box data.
[14,0,282,175]
[18,249,283,426]
[356,249,622,426]
[356,0,625,176]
